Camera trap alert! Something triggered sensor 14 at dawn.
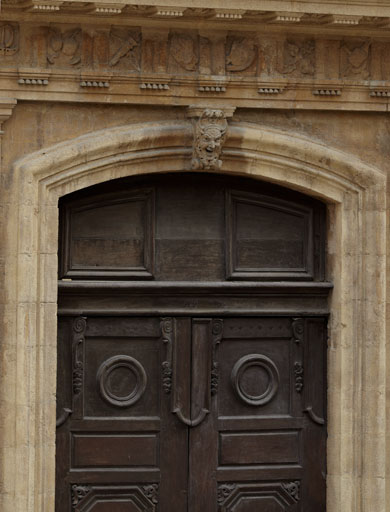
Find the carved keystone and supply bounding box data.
[187,105,235,171]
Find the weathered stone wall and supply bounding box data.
[0,1,390,511]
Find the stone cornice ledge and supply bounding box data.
[0,97,17,128]
[3,0,390,28]
[4,0,390,16]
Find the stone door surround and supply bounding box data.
[0,119,386,512]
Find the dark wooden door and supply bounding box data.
[56,173,328,511]
[56,314,326,512]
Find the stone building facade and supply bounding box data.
[0,0,389,511]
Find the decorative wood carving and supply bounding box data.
[217,483,237,504]
[282,480,301,501]
[70,484,158,510]
[56,407,72,428]
[292,318,304,344]
[231,354,280,406]
[141,483,159,505]
[294,362,304,392]
[304,405,325,425]
[161,317,173,394]
[217,482,300,509]
[71,484,92,508]
[96,355,147,407]
[0,24,19,56]
[211,319,223,395]
[72,316,86,395]
[190,109,228,170]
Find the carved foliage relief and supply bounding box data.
[0,23,383,81]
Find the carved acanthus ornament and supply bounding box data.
[188,107,235,171]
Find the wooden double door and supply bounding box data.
[56,173,329,511]
[56,314,326,512]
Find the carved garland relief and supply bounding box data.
[0,22,385,82]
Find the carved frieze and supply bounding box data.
[225,36,257,74]
[109,27,140,69]
[0,24,19,56]
[340,40,370,79]
[2,21,390,108]
[169,33,198,72]
[47,27,81,66]
[282,39,315,76]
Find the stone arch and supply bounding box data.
[1,120,386,512]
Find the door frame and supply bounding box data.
[2,120,386,512]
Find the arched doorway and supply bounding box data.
[56,173,330,511]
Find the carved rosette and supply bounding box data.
[72,316,87,395]
[71,484,92,508]
[282,480,300,502]
[161,317,173,394]
[189,109,231,171]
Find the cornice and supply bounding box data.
[1,19,390,111]
[0,97,17,125]
[3,1,390,35]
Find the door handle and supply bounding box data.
[173,407,209,427]
[56,407,72,428]
[163,318,223,428]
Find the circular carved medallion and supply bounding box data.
[231,354,279,406]
[97,355,147,407]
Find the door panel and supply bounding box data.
[193,317,326,512]
[56,316,189,512]
[56,315,326,511]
